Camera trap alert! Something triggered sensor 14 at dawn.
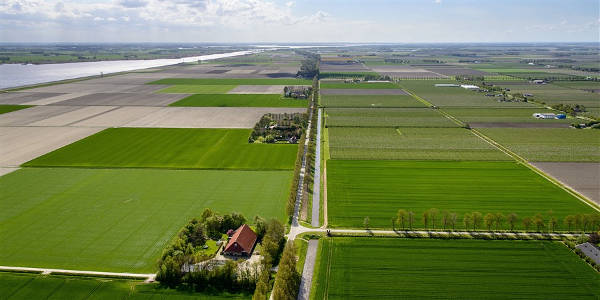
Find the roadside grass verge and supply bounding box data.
[325,107,459,128]
[328,127,509,161]
[312,238,600,299]
[170,94,307,107]
[0,168,291,273]
[148,78,312,85]
[477,128,600,162]
[0,105,33,115]
[24,128,298,170]
[327,160,596,229]
[321,94,426,108]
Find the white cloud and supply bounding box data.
[434,0,442,4]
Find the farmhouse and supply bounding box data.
[222,224,257,257]
[460,84,480,90]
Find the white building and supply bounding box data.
[460,84,480,90]
[533,113,557,119]
[434,84,459,87]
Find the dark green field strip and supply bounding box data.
[320,82,399,89]
[148,78,312,85]
[325,107,458,128]
[321,94,426,108]
[312,238,600,299]
[0,105,33,115]
[328,127,509,161]
[319,71,379,79]
[478,128,600,162]
[24,128,297,170]
[170,94,307,107]
[0,168,290,272]
[443,107,574,124]
[326,160,596,229]
[0,273,250,299]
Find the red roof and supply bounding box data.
[223,224,257,255]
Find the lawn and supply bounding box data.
[0,105,32,115]
[478,128,600,162]
[0,272,250,299]
[0,168,291,272]
[312,238,600,299]
[328,127,509,161]
[170,94,307,107]
[326,160,595,229]
[443,107,574,124]
[157,85,236,94]
[320,82,400,89]
[24,128,298,170]
[148,78,311,85]
[325,108,458,128]
[321,94,425,108]
[398,80,536,108]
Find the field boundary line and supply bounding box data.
[0,266,156,281]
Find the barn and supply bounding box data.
[222,224,257,257]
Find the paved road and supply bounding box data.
[311,109,322,227]
[297,240,319,300]
[0,266,156,282]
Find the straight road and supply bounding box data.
[311,109,322,227]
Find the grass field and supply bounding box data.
[24,128,298,170]
[157,85,236,94]
[326,160,595,229]
[148,78,311,85]
[552,81,600,90]
[319,71,379,79]
[0,168,291,272]
[320,94,425,108]
[479,128,600,162]
[0,105,32,115]
[399,80,536,108]
[320,82,400,89]
[325,108,458,127]
[312,238,600,299]
[0,273,250,299]
[495,83,600,113]
[170,94,307,107]
[328,127,509,160]
[443,107,574,124]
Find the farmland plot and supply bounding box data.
[325,108,458,128]
[170,94,307,107]
[444,107,573,125]
[321,94,425,108]
[148,78,311,85]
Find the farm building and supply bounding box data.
[460,84,480,90]
[532,79,546,84]
[576,243,600,265]
[434,83,460,87]
[532,113,565,119]
[222,224,257,257]
[284,86,311,99]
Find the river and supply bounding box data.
[0,50,257,89]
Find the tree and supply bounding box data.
[575,214,584,231]
[533,214,545,232]
[397,209,408,230]
[391,217,396,231]
[254,216,268,239]
[200,208,214,222]
[449,212,457,230]
[363,216,370,230]
[189,222,207,247]
[507,213,518,231]
[583,214,593,232]
[522,217,533,231]
[429,208,439,229]
[564,215,575,232]
[463,213,473,231]
[549,216,558,232]
[441,211,449,230]
[408,211,415,230]
[494,213,505,231]
[272,241,301,300]
[422,211,430,229]
[484,213,494,231]
[472,212,483,231]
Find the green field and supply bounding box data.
[399,80,536,108]
[327,160,595,229]
[552,81,600,90]
[0,273,249,299]
[325,108,458,127]
[0,168,291,272]
[0,105,32,114]
[443,107,573,124]
[312,238,600,299]
[495,83,600,113]
[25,128,297,170]
[479,128,600,162]
[320,94,425,108]
[320,82,400,89]
[328,127,509,160]
[319,71,379,79]
[170,94,307,107]
[148,78,311,85]
[157,85,236,94]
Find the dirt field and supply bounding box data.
[28,106,118,126]
[0,167,18,177]
[0,126,103,167]
[0,106,81,126]
[321,89,409,95]
[50,93,187,106]
[470,122,571,128]
[228,85,286,94]
[532,162,600,204]
[25,83,165,94]
[0,92,66,105]
[122,107,306,128]
[72,106,164,127]
[423,67,490,76]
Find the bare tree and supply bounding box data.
[533,214,545,232]
[463,213,473,231]
[397,209,408,230]
[494,213,505,231]
[429,208,439,230]
[449,212,457,231]
[484,213,494,231]
[507,213,518,231]
[363,216,370,230]
[423,211,430,229]
[564,215,575,232]
[522,217,533,231]
[472,212,483,231]
[408,211,415,230]
[441,211,450,230]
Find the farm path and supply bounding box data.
[0,266,156,282]
[297,240,318,300]
[311,108,322,227]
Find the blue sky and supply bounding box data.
[0,0,598,43]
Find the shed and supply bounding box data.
[576,242,600,265]
[222,224,257,257]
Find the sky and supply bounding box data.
[0,0,598,43]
